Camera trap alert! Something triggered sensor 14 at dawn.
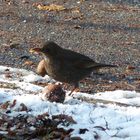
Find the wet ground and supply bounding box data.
[0,0,140,93]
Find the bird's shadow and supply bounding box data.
[90,71,118,82]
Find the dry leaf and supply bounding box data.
[23,60,34,66]
[52,114,76,124]
[5,73,12,78]
[19,103,28,111]
[37,4,65,11]
[0,101,10,109]
[10,99,17,108]
[126,65,135,70]
[72,9,80,14]
[29,48,40,54]
[37,112,49,119]
[74,25,82,29]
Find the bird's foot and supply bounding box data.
[68,88,80,96]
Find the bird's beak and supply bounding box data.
[29,48,42,54]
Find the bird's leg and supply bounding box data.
[62,83,69,90]
[69,83,79,96]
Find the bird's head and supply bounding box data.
[30,41,62,58]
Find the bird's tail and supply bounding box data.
[93,63,117,69]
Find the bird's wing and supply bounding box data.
[74,60,100,69]
[59,49,98,69]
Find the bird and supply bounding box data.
[30,41,117,95]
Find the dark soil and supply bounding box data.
[0,0,140,93]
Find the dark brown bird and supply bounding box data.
[30,41,117,94]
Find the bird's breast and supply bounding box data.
[44,59,71,82]
[45,59,61,78]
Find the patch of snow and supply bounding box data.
[0,65,140,140]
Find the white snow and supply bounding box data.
[0,65,140,140]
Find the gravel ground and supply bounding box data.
[0,0,140,93]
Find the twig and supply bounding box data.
[76,96,140,107]
[0,81,19,89]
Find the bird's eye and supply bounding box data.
[46,48,50,52]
